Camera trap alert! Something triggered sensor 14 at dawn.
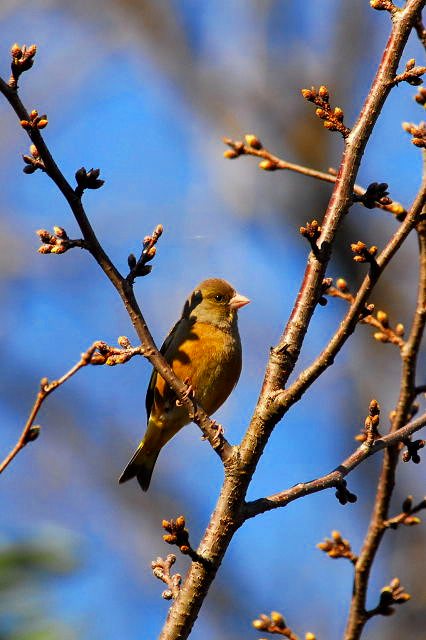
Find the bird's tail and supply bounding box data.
[118,442,159,492]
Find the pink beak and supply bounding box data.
[230,292,251,310]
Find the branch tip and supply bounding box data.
[151,554,181,600]
[317,530,358,564]
[9,42,37,88]
[301,85,350,138]
[74,167,104,197]
[126,224,164,284]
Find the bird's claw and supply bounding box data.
[176,379,194,407]
[201,421,224,443]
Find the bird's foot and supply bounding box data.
[201,421,224,443]
[176,378,194,406]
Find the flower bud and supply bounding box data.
[258,159,277,171]
[318,85,329,100]
[245,133,262,149]
[11,43,22,58]
[376,310,389,326]
[336,278,348,292]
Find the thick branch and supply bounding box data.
[158,3,425,638]
[275,178,426,412]
[237,0,425,480]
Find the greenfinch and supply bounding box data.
[119,278,250,491]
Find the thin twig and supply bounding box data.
[223,137,406,218]
[0,340,144,474]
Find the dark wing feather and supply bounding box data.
[145,318,182,420]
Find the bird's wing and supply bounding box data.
[145,317,184,420]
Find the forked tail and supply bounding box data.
[119,442,159,492]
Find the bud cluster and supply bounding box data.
[127,224,164,284]
[86,338,143,367]
[75,167,104,197]
[402,121,426,149]
[370,309,405,348]
[355,399,381,445]
[317,530,358,564]
[151,554,181,600]
[393,58,426,87]
[402,437,425,464]
[353,182,391,209]
[335,479,357,506]
[323,277,353,303]
[300,220,322,244]
[350,240,378,264]
[223,135,281,171]
[36,226,86,255]
[22,143,45,174]
[20,109,48,132]
[162,516,193,555]
[370,0,399,12]
[252,611,301,639]
[384,495,426,529]
[301,85,350,138]
[9,42,37,88]
[415,86,426,107]
[373,578,411,617]
[327,278,406,348]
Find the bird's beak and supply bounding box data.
[229,292,251,310]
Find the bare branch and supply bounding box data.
[274,180,426,414]
[242,410,426,520]
[223,136,406,218]
[0,339,144,474]
[344,205,426,639]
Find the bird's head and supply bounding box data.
[183,278,250,330]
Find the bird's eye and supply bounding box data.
[214,294,224,302]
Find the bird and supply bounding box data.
[119,278,250,492]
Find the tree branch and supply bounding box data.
[157,3,425,638]
[344,187,426,638]
[223,136,406,218]
[274,176,426,413]
[0,77,232,463]
[0,339,145,474]
[242,410,426,519]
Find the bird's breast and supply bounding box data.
[170,321,242,416]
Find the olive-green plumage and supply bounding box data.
[119,278,249,491]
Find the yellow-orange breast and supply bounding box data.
[153,320,242,421]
